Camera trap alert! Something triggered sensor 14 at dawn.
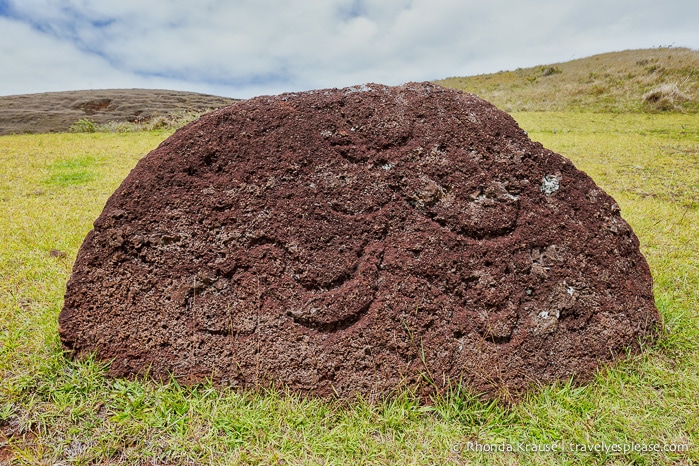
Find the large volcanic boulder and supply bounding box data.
[59,82,660,401]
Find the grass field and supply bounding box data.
[1,113,698,465]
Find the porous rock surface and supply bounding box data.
[59,82,660,401]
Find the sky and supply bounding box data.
[1,0,697,99]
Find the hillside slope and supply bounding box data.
[1,48,696,136]
[437,47,699,113]
[0,89,237,136]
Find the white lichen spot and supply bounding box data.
[566,285,574,296]
[538,309,560,320]
[381,163,393,171]
[345,84,371,94]
[541,175,560,195]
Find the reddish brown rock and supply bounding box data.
[58,82,660,401]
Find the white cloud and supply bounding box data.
[1,0,697,98]
[0,15,211,95]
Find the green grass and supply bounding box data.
[1,115,698,465]
[44,156,97,187]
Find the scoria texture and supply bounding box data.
[59,82,660,401]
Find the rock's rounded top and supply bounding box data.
[59,82,660,402]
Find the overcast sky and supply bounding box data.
[1,0,697,99]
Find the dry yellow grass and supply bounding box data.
[437,48,699,113]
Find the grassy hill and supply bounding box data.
[0,89,236,136]
[437,47,699,113]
